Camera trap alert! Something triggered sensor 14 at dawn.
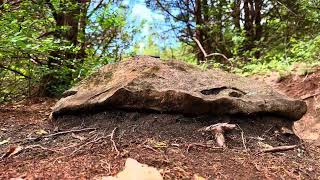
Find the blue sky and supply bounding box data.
[123,0,178,52]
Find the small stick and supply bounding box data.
[237,124,247,151]
[70,134,104,155]
[43,127,96,138]
[301,92,320,100]
[108,127,120,157]
[17,127,97,144]
[186,143,223,152]
[143,145,159,153]
[25,144,63,154]
[260,145,298,153]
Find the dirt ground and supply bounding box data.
[259,66,320,141]
[1,69,320,179]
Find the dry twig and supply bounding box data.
[70,133,103,155]
[108,127,120,157]
[301,92,320,100]
[237,124,248,151]
[25,144,63,154]
[43,127,96,138]
[260,145,298,153]
[186,143,223,152]
[17,127,97,144]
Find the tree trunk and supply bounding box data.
[254,0,262,58]
[232,0,241,30]
[41,0,84,96]
[195,0,205,64]
[243,0,254,51]
[78,1,89,61]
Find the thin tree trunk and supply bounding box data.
[78,1,89,62]
[232,0,241,30]
[41,0,83,96]
[254,0,262,58]
[243,0,254,51]
[195,0,205,64]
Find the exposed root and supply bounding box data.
[199,123,237,147]
[108,127,120,157]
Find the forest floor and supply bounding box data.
[1,69,320,179]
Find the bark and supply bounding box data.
[242,0,263,55]
[254,0,263,58]
[232,0,241,30]
[243,0,254,51]
[254,0,263,41]
[46,0,81,66]
[41,0,85,96]
[195,0,205,64]
[78,1,89,61]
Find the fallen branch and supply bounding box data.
[198,123,237,147]
[16,127,96,144]
[192,37,233,67]
[260,145,298,153]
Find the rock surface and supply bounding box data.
[51,56,307,120]
[97,158,163,180]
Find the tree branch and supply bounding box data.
[155,0,191,25]
[192,37,233,67]
[87,0,104,18]
[0,63,31,79]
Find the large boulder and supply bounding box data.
[51,56,307,120]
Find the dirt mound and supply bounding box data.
[51,56,306,120]
[262,67,320,140]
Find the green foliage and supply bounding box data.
[0,0,133,101]
[161,43,197,65]
[234,34,320,76]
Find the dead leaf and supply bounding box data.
[35,129,48,136]
[102,158,163,180]
[148,139,168,148]
[257,142,273,149]
[71,133,86,141]
[193,174,206,180]
[1,145,24,159]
